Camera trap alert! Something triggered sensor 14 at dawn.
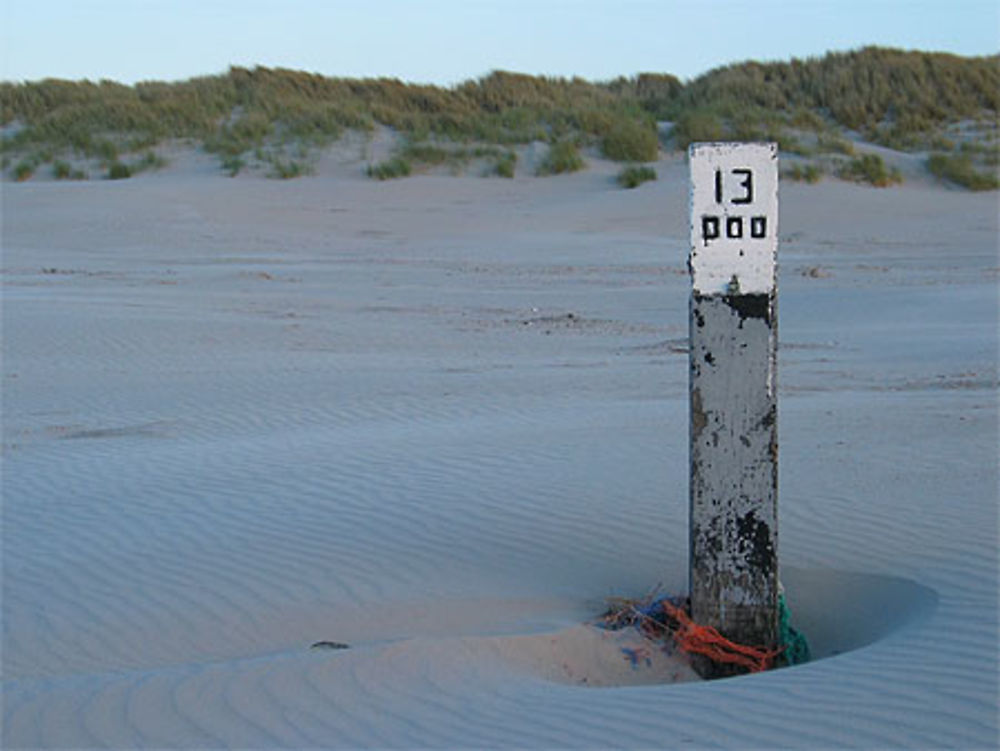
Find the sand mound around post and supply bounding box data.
[491,568,936,688]
[781,567,938,659]
[496,623,700,687]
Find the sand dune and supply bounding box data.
[2,152,997,748]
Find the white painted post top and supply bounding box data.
[689,142,778,296]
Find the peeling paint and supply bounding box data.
[736,510,775,576]
[722,292,771,325]
[689,294,779,651]
[687,144,779,665]
[691,388,707,439]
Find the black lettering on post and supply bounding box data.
[702,216,720,245]
[715,169,723,204]
[732,169,753,204]
[726,216,743,238]
[751,216,767,239]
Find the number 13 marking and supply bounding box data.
[714,168,754,205]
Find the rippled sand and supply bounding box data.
[2,156,997,748]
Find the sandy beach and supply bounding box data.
[2,147,997,748]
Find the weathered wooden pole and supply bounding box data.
[687,142,779,676]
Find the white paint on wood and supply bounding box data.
[687,142,780,667]
[689,142,778,296]
[688,294,778,654]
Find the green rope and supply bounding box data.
[778,592,811,666]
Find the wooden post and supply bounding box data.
[687,142,779,676]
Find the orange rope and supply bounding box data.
[656,599,783,673]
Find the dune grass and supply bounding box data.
[600,116,659,161]
[267,158,313,180]
[493,150,517,178]
[12,158,35,181]
[617,164,657,188]
[836,154,902,187]
[536,140,585,176]
[106,161,131,180]
[667,48,998,134]
[926,153,1000,190]
[816,135,855,155]
[367,156,412,180]
[368,141,519,178]
[783,163,825,183]
[2,49,996,182]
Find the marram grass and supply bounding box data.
[2,49,996,185]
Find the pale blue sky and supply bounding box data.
[2,0,997,85]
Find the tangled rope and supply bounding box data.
[655,598,783,672]
[603,594,790,674]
